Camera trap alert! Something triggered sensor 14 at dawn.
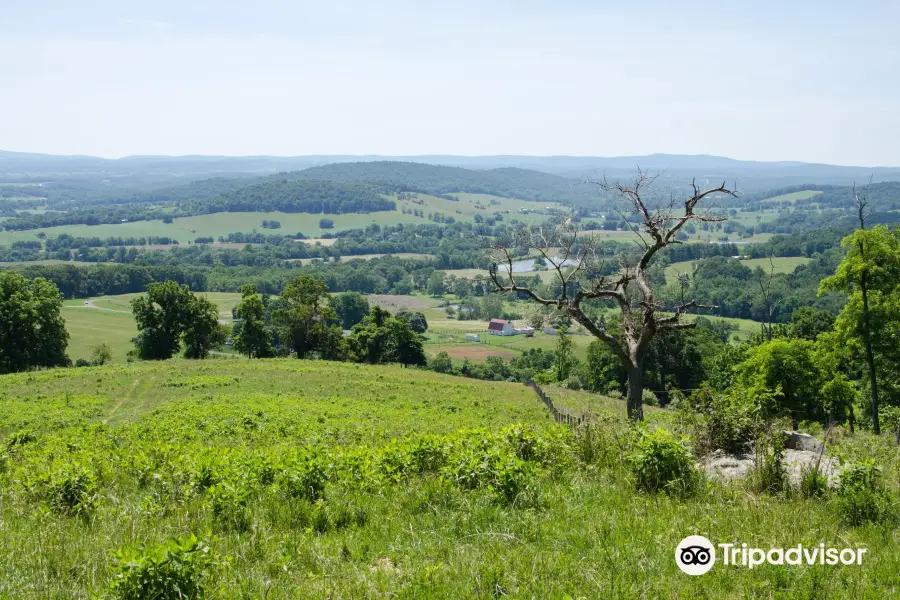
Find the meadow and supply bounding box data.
[664,256,813,283]
[763,190,824,204]
[61,293,242,364]
[0,193,563,246]
[0,359,897,598]
[60,289,765,367]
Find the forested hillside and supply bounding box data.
[291,161,595,203]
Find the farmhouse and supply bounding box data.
[487,319,514,336]
[487,319,535,336]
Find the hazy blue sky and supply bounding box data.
[1,0,898,165]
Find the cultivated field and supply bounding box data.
[0,193,564,245]
[664,256,812,283]
[763,190,824,204]
[61,292,242,363]
[0,359,897,598]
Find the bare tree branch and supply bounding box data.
[485,170,737,421]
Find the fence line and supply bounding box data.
[523,380,587,427]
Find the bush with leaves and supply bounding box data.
[749,432,787,495]
[629,427,699,497]
[34,464,99,516]
[834,460,896,526]
[642,389,659,407]
[679,386,760,455]
[279,451,329,502]
[208,481,253,532]
[110,534,213,600]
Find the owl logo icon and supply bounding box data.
[676,536,716,575]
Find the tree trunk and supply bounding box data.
[860,275,880,435]
[626,360,644,422]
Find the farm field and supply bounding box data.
[61,292,242,364]
[763,190,824,204]
[0,193,565,246]
[0,359,898,598]
[664,256,812,283]
[0,258,95,268]
[425,326,596,361]
[287,252,431,265]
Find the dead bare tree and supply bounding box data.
[755,253,780,341]
[487,171,737,421]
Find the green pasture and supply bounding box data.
[665,256,812,282]
[0,193,566,246]
[0,359,897,598]
[763,190,824,204]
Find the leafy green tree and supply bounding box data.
[347,307,393,363]
[820,224,900,434]
[233,284,274,358]
[788,307,836,341]
[131,281,195,360]
[705,344,747,391]
[427,271,445,297]
[131,281,226,360]
[396,310,428,334]
[735,338,825,427]
[478,293,504,320]
[183,296,227,359]
[0,271,70,373]
[454,278,473,299]
[90,343,112,366]
[389,318,427,368]
[332,292,370,329]
[525,306,546,329]
[430,351,454,374]
[274,275,344,360]
[554,328,575,382]
[583,340,626,394]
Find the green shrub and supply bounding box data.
[40,465,99,516]
[749,434,787,495]
[642,389,659,407]
[208,482,253,532]
[279,452,328,502]
[110,534,212,600]
[441,444,534,504]
[565,375,583,391]
[834,460,896,526]
[629,427,699,497]
[191,460,219,492]
[799,463,828,498]
[5,429,36,450]
[879,405,900,433]
[680,387,758,455]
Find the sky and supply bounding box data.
[1,0,898,165]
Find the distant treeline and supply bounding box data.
[3,222,494,269]
[8,255,459,298]
[0,180,396,231]
[44,234,179,251]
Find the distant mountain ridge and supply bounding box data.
[3,150,899,202]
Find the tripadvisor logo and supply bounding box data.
[676,535,716,575]
[675,536,868,575]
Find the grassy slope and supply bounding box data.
[0,193,560,246]
[61,292,241,363]
[665,256,812,282]
[0,360,897,598]
[764,190,824,203]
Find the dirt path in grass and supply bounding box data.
[103,378,140,424]
[71,300,230,324]
[68,300,130,314]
